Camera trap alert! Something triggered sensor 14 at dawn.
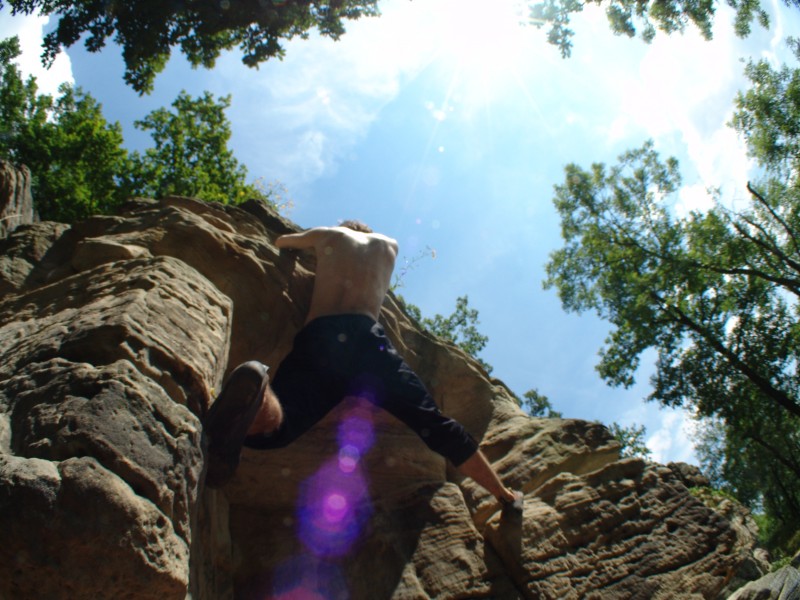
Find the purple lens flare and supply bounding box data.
[296,457,371,557]
[295,404,379,559]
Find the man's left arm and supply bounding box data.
[276,227,330,250]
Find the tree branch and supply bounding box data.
[733,215,800,282]
[605,206,800,296]
[651,291,800,419]
[747,181,800,260]
[745,428,800,479]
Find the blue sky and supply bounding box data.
[3,0,799,464]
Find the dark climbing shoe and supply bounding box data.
[204,361,269,488]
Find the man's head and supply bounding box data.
[339,219,373,233]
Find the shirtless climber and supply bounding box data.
[203,220,521,508]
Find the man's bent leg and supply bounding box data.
[204,361,271,488]
[456,450,519,506]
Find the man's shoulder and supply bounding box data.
[328,227,398,248]
[283,227,398,257]
[368,231,398,248]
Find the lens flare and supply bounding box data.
[294,405,378,561]
[323,493,348,523]
[338,445,360,473]
[273,588,326,600]
[337,414,375,454]
[296,459,371,557]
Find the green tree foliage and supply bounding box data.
[694,416,799,554]
[1,40,274,221]
[421,295,489,359]
[528,0,783,58]
[520,388,563,417]
[0,36,128,222]
[402,295,493,373]
[124,91,266,204]
[542,47,800,556]
[607,422,652,459]
[731,39,800,182]
[724,45,800,556]
[545,140,800,420]
[544,134,800,553]
[0,0,380,94]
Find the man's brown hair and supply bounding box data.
[339,219,373,233]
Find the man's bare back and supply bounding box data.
[276,226,399,322]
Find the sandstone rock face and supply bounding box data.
[728,556,800,600]
[0,221,70,296]
[0,160,36,238]
[688,485,772,598]
[0,196,762,599]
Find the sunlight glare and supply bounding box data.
[434,0,530,97]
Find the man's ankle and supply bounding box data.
[246,397,282,435]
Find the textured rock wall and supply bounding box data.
[729,553,800,600]
[0,195,762,599]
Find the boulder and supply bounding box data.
[0,196,764,599]
[728,559,800,600]
[0,221,70,295]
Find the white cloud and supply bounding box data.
[646,408,698,464]
[766,0,800,61]
[606,116,631,144]
[0,10,73,95]
[216,0,443,189]
[681,115,753,199]
[217,0,546,190]
[676,182,716,217]
[615,7,751,187]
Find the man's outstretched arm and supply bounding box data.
[457,450,519,505]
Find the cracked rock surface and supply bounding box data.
[0,186,764,598]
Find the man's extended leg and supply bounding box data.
[360,321,520,507]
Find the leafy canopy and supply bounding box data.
[544,46,800,550]
[0,0,380,94]
[545,140,800,421]
[402,295,492,373]
[1,36,276,222]
[0,36,127,221]
[695,414,800,553]
[520,388,563,417]
[528,0,786,58]
[724,43,800,554]
[123,91,268,203]
[607,422,652,459]
[731,39,800,182]
[1,0,792,93]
